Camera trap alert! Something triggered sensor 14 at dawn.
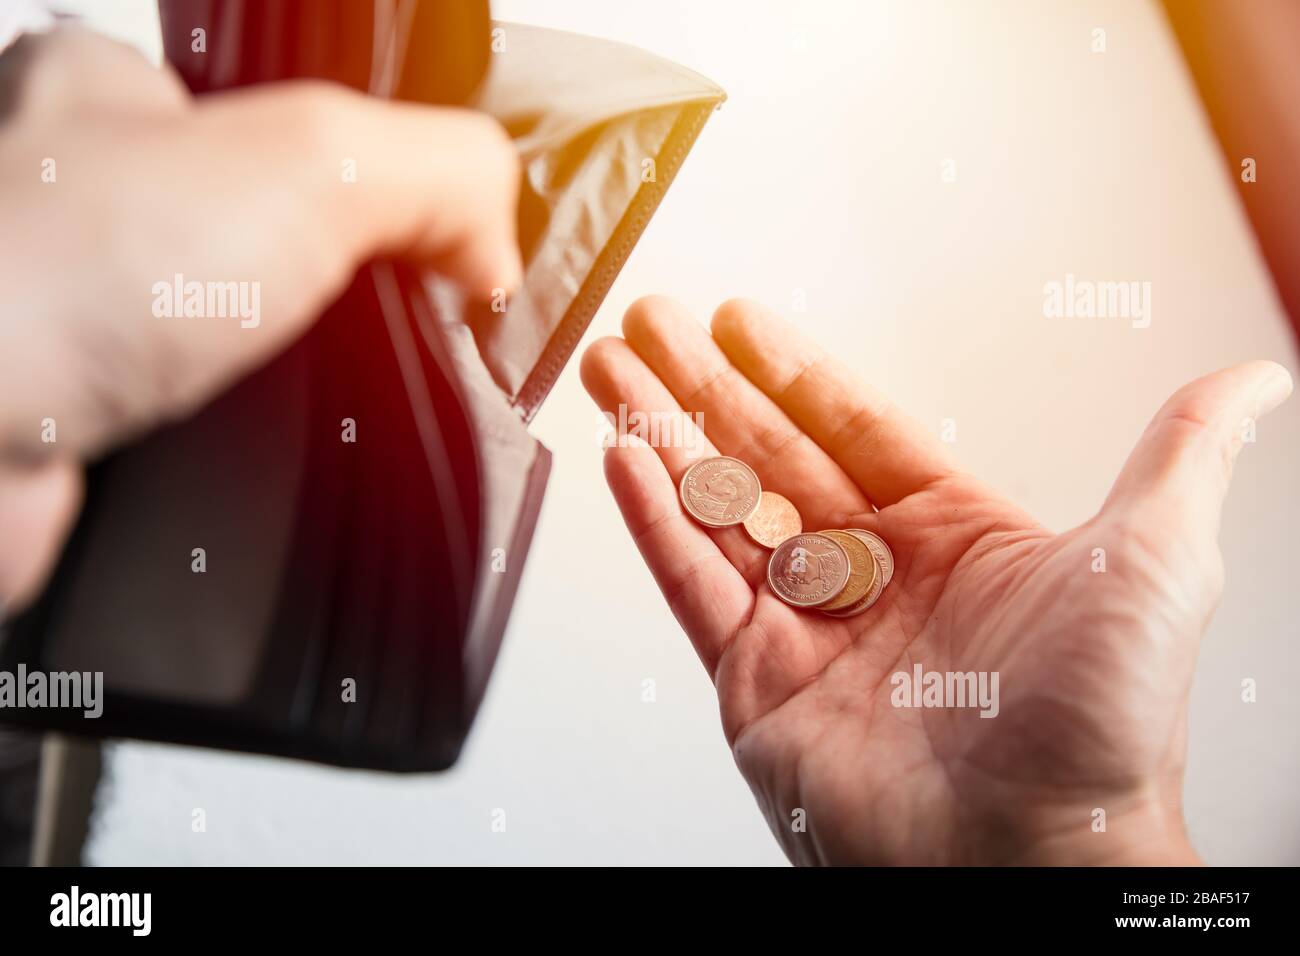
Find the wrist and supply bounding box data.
[1014,798,1201,867]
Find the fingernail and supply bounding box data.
[1258,365,1294,417]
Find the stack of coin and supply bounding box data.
[771,528,894,617]
[679,456,894,617]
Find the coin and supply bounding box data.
[817,530,878,612]
[767,533,850,607]
[845,529,894,588]
[742,491,802,548]
[679,456,762,528]
[821,551,884,618]
[823,529,893,618]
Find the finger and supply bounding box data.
[603,436,754,675]
[0,457,82,613]
[194,84,523,301]
[51,86,525,456]
[1104,360,1293,538]
[581,337,770,585]
[621,296,870,526]
[359,102,524,297]
[0,46,522,468]
[711,298,957,507]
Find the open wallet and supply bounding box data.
[0,0,725,771]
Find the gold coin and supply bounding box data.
[767,533,850,607]
[816,530,877,612]
[742,491,802,548]
[821,551,884,618]
[823,529,893,617]
[679,456,762,528]
[845,529,894,588]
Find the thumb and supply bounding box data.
[1104,360,1293,538]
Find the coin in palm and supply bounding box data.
[742,491,802,548]
[767,533,850,607]
[817,530,878,612]
[679,456,762,528]
[845,529,894,588]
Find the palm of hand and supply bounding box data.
[729,477,1206,865]
[582,296,1287,866]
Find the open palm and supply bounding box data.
[581,296,1291,866]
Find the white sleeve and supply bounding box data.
[0,0,57,57]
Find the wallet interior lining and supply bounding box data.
[468,22,726,421]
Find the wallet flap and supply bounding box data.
[467,22,725,421]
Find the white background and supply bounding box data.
[57,0,1300,865]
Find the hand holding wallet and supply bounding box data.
[0,0,724,771]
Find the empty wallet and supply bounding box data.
[0,1,724,771]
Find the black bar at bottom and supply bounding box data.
[0,865,1287,940]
